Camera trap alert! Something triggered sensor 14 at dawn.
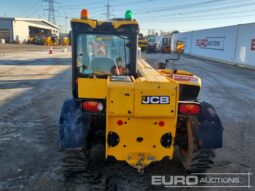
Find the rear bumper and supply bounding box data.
[106,117,176,170]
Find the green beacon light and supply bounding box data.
[125,10,133,20]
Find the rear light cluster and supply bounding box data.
[179,102,201,115]
[82,101,103,112]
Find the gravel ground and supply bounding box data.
[0,45,254,191]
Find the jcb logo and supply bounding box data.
[142,96,170,104]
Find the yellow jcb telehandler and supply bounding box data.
[59,9,223,172]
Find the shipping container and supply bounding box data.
[235,23,255,68]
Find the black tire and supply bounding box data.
[87,144,106,168]
[179,117,215,173]
[60,99,106,172]
[62,150,89,174]
[61,144,105,174]
[90,144,105,160]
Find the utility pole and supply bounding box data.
[43,0,56,24]
[64,12,68,34]
[106,0,110,21]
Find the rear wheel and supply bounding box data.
[62,145,105,174]
[88,144,105,166]
[179,117,215,173]
[59,99,105,171]
[62,150,89,174]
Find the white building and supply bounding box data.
[172,23,255,68]
[0,17,60,43]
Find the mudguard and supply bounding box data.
[193,101,223,149]
[59,99,92,150]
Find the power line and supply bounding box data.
[141,13,255,24]
[112,0,158,8]
[61,5,104,9]
[166,13,255,22]
[136,0,226,15]
[136,0,230,18]
[24,3,42,18]
[139,1,255,21]
[141,9,255,22]
[60,3,106,11]
[61,0,115,11]
[22,0,41,17]
[60,0,114,8]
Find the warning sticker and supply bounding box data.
[173,75,198,83]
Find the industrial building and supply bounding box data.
[172,22,255,68]
[0,17,60,43]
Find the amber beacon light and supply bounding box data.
[81,9,89,19]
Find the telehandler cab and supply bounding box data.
[59,9,223,172]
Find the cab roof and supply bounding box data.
[71,18,139,29]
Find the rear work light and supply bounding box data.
[82,101,103,112]
[179,102,201,115]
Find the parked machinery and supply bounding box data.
[138,33,148,51]
[159,37,171,53]
[176,40,185,54]
[146,35,157,53]
[61,36,70,46]
[44,35,59,46]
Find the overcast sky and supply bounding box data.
[1,0,255,34]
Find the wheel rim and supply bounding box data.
[179,117,194,169]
